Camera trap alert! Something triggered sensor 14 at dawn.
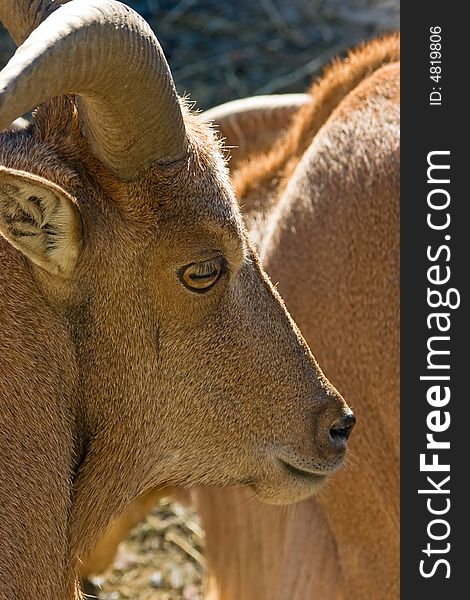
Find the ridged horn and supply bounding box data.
[0,0,187,180]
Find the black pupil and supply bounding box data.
[190,269,217,281]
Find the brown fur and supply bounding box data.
[0,27,353,600]
[235,34,399,231]
[79,487,175,577]
[81,35,399,590]
[196,36,400,600]
[82,35,399,595]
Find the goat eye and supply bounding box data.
[179,257,226,293]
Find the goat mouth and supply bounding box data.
[277,458,328,483]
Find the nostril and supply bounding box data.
[329,412,356,442]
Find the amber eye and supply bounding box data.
[178,257,226,293]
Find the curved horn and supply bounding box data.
[0,0,187,180]
[203,94,310,137]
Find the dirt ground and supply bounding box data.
[82,496,206,600]
[0,1,399,599]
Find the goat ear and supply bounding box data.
[0,167,82,276]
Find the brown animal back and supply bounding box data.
[235,33,400,203]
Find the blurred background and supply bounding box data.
[0,1,399,599]
[1,0,399,110]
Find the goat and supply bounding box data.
[195,33,400,600]
[0,1,355,598]
[80,95,311,580]
[79,95,311,580]
[80,34,399,597]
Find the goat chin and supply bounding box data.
[253,475,329,506]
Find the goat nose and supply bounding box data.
[329,412,356,443]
